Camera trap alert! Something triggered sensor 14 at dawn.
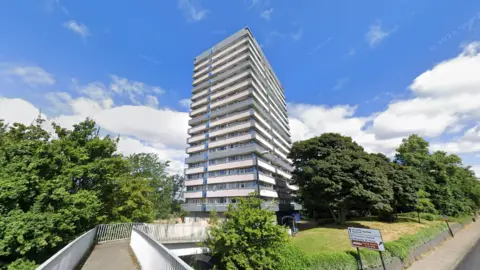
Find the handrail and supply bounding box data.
[130,228,195,270]
[36,228,97,270]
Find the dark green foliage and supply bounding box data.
[0,118,174,268]
[308,252,358,270]
[205,195,289,270]
[289,133,394,224]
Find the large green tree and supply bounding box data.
[289,133,393,224]
[0,119,156,268]
[395,135,480,216]
[205,195,288,270]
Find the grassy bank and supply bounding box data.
[281,214,472,270]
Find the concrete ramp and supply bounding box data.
[81,240,138,270]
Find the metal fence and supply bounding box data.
[95,223,143,243]
[36,228,97,270]
[136,223,210,243]
[130,227,194,270]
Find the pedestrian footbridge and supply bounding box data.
[36,223,210,270]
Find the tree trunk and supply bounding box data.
[328,206,338,224]
[339,208,347,225]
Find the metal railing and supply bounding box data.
[130,228,195,270]
[36,228,97,270]
[136,223,209,243]
[96,223,143,243]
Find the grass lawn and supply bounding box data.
[291,218,442,254]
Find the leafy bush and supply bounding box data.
[6,259,37,270]
[420,213,436,221]
[308,252,358,270]
[276,244,313,270]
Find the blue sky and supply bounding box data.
[0,0,480,174]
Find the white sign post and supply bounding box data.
[348,227,386,270]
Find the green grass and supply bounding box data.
[286,214,473,269]
[292,219,441,253]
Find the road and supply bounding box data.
[455,238,480,270]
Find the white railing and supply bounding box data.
[96,223,143,243]
[136,223,210,243]
[130,228,195,270]
[36,228,97,270]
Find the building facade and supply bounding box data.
[182,27,301,222]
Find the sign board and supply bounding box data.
[348,227,385,251]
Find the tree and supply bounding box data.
[371,153,420,217]
[395,135,480,216]
[289,133,393,224]
[0,119,156,267]
[128,153,174,219]
[205,195,288,270]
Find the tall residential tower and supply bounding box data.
[182,27,301,222]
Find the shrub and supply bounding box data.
[308,252,358,270]
[276,244,313,270]
[420,213,436,221]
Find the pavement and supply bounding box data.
[408,220,480,270]
[81,240,139,270]
[455,238,480,270]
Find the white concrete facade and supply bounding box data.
[182,27,299,215]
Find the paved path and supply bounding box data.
[408,220,480,270]
[455,238,480,270]
[81,240,138,270]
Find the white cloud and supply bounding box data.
[109,75,165,104]
[365,21,397,47]
[260,8,273,21]
[0,98,45,126]
[0,63,55,86]
[178,0,208,22]
[117,137,186,175]
[370,42,480,139]
[347,48,356,56]
[471,165,480,178]
[145,95,159,109]
[290,28,303,42]
[63,20,91,38]
[179,98,192,109]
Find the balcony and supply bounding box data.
[185,178,204,186]
[209,133,253,148]
[259,189,278,198]
[258,173,275,185]
[191,96,209,109]
[188,124,207,135]
[184,154,206,164]
[186,144,206,154]
[207,143,266,160]
[184,191,203,199]
[209,121,252,137]
[207,172,256,184]
[276,169,292,180]
[210,90,251,109]
[207,188,256,198]
[192,88,209,100]
[274,148,288,161]
[254,133,273,150]
[208,159,255,172]
[190,105,208,117]
[187,133,207,144]
[210,79,251,100]
[193,61,251,93]
[257,159,275,173]
[185,166,204,175]
[209,110,251,128]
